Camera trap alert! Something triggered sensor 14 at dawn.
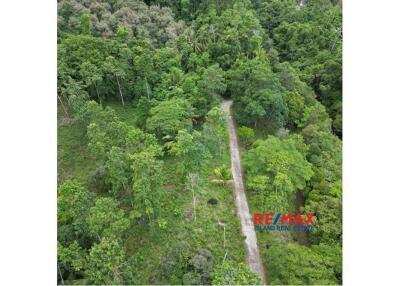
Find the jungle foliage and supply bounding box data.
[58,0,342,284]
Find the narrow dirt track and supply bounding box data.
[222,100,266,284]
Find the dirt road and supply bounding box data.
[222,100,266,284]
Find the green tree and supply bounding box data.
[130,147,164,224]
[213,165,231,184]
[262,0,342,135]
[58,0,185,45]
[57,58,76,118]
[58,180,95,241]
[57,240,86,283]
[305,190,342,244]
[298,102,332,132]
[132,44,157,100]
[79,61,103,104]
[160,241,194,283]
[103,55,127,105]
[186,248,214,285]
[84,102,159,158]
[58,33,135,104]
[244,135,313,211]
[198,64,226,109]
[192,4,265,68]
[169,130,209,177]
[135,97,152,128]
[211,261,261,285]
[80,13,90,35]
[245,135,312,191]
[228,58,288,128]
[301,124,342,191]
[267,243,338,285]
[146,98,193,138]
[86,197,130,240]
[312,243,342,283]
[105,146,131,198]
[286,91,306,128]
[237,126,255,148]
[254,0,297,33]
[160,241,214,285]
[86,238,126,284]
[86,116,129,158]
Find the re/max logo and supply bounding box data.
[253,212,316,225]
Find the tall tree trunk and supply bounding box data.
[145,76,151,101]
[57,94,69,118]
[94,81,101,105]
[262,193,266,214]
[192,189,196,222]
[223,225,226,248]
[223,251,228,262]
[116,76,125,106]
[58,265,65,285]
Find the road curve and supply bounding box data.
[221,100,266,284]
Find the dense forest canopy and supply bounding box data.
[58,0,342,284]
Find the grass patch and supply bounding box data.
[57,101,138,187]
[57,120,99,186]
[105,100,138,126]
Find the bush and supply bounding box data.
[267,243,338,285]
[213,165,231,182]
[89,165,109,192]
[237,126,255,147]
[160,242,214,285]
[211,261,261,285]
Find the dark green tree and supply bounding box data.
[228,58,288,128]
[244,135,313,211]
[146,98,193,138]
[267,243,338,285]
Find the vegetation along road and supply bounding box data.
[222,100,266,283]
